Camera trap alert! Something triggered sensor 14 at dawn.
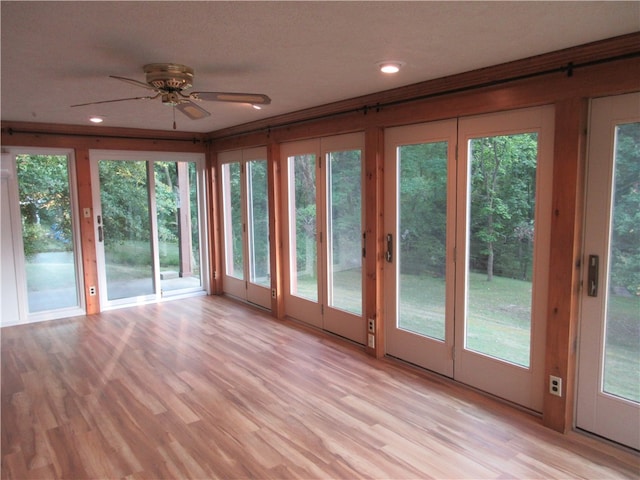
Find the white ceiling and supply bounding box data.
[2,1,638,133]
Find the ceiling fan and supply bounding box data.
[71,63,271,129]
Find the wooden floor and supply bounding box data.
[2,296,638,479]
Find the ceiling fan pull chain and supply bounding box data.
[173,105,177,130]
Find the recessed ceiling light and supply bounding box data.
[252,104,262,110]
[89,116,104,124]
[377,61,404,74]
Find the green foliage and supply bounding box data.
[399,142,448,276]
[329,150,362,268]
[248,160,270,279]
[469,134,537,281]
[16,154,73,258]
[609,123,640,295]
[99,160,151,247]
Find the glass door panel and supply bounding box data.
[398,142,448,340]
[247,159,270,288]
[12,153,84,318]
[154,161,202,294]
[577,93,640,449]
[288,153,318,302]
[465,133,538,368]
[98,160,155,301]
[327,149,362,315]
[221,162,245,281]
[455,106,553,412]
[384,120,457,377]
[602,121,639,403]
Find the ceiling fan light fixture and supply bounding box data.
[377,61,404,74]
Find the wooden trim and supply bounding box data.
[543,98,589,432]
[1,122,207,153]
[74,148,100,314]
[207,148,222,294]
[364,128,385,357]
[268,142,284,317]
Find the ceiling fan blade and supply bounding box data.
[110,75,158,91]
[190,91,271,105]
[176,100,211,120]
[71,94,159,108]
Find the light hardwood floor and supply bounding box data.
[2,295,638,479]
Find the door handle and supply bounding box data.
[96,215,103,242]
[587,255,599,297]
[385,234,393,263]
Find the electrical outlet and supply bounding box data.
[89,286,96,296]
[271,289,276,299]
[367,333,375,348]
[368,318,375,333]
[549,375,562,397]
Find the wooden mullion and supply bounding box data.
[207,148,223,295]
[268,142,284,317]
[74,148,100,314]
[364,127,384,357]
[542,97,589,432]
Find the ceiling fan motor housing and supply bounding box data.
[143,63,194,91]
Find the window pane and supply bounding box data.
[466,133,538,367]
[603,122,640,403]
[397,142,448,340]
[154,161,201,293]
[222,162,244,280]
[16,154,80,312]
[248,160,270,287]
[288,154,317,301]
[99,160,154,300]
[327,149,362,314]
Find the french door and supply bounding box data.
[90,150,207,309]
[576,92,639,449]
[281,133,365,344]
[384,106,554,411]
[218,147,271,309]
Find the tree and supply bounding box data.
[469,134,537,281]
[610,122,640,294]
[16,154,73,257]
[398,142,448,276]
